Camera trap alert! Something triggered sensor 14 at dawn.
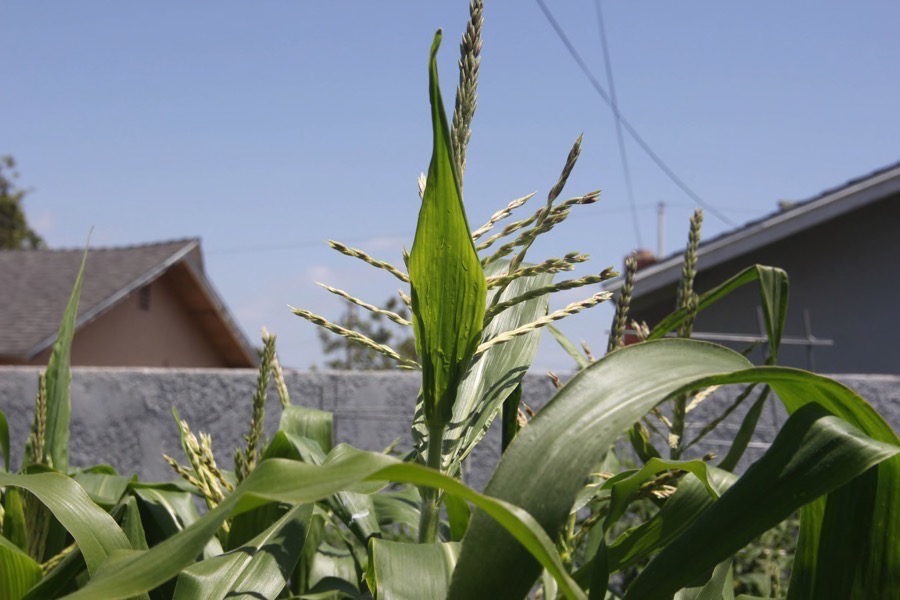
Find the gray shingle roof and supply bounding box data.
[0,238,253,363]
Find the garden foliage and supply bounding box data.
[1,5,898,599]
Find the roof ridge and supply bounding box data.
[0,237,201,254]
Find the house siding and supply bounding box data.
[30,272,228,368]
[630,196,900,374]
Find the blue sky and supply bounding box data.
[4,2,898,370]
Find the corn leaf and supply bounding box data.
[649,265,788,362]
[132,485,223,560]
[602,469,737,577]
[63,448,584,600]
[2,488,27,551]
[173,504,313,600]
[447,339,899,599]
[409,30,486,430]
[623,403,898,598]
[0,535,42,600]
[0,471,131,574]
[366,539,460,600]
[411,260,552,470]
[44,247,89,473]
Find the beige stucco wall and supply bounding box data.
[30,273,228,367]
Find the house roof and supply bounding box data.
[604,160,900,296]
[0,238,258,366]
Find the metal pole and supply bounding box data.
[657,201,665,257]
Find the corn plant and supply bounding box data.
[1,4,899,599]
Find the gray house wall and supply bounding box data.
[631,196,900,373]
[1,367,897,491]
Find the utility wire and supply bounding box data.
[594,0,643,248]
[533,0,736,227]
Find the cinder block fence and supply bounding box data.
[1,368,897,490]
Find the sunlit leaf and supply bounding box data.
[409,30,486,431]
[173,504,313,600]
[367,539,459,599]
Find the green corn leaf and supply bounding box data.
[0,534,42,600]
[602,469,737,577]
[63,448,584,600]
[173,504,313,600]
[267,408,381,543]
[411,260,552,471]
[0,471,131,574]
[600,457,718,532]
[278,405,334,454]
[717,387,770,472]
[44,246,89,473]
[371,487,421,538]
[649,265,788,363]
[71,468,130,509]
[673,558,734,600]
[547,324,591,369]
[409,30,486,431]
[447,339,899,599]
[2,488,28,551]
[132,485,223,560]
[623,403,898,599]
[366,539,460,600]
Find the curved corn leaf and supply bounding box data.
[547,324,591,369]
[173,504,313,600]
[366,539,460,600]
[0,535,42,600]
[409,30,486,431]
[601,458,718,532]
[599,469,737,579]
[63,448,584,600]
[673,558,734,600]
[649,265,788,362]
[0,471,131,574]
[448,339,899,599]
[623,404,898,599]
[132,485,223,560]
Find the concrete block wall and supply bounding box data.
[1,367,897,490]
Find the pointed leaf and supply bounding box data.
[44,246,89,472]
[649,265,788,362]
[409,30,486,430]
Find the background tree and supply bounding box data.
[318,296,416,370]
[0,155,45,249]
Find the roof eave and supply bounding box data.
[25,240,202,359]
[604,164,900,296]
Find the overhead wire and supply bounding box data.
[593,0,643,248]
[533,0,737,227]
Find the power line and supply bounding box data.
[533,0,736,227]
[208,232,411,255]
[594,0,643,248]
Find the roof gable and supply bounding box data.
[0,239,256,366]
